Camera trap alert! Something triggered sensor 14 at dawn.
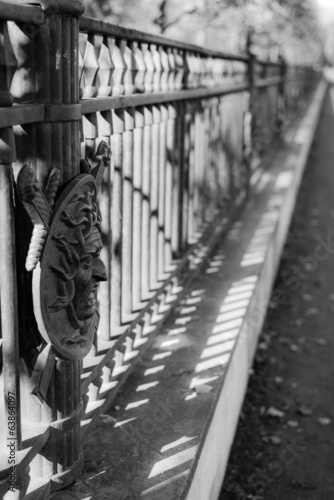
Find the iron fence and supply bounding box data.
[0,1,317,498]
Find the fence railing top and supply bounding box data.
[256,59,283,67]
[0,0,45,24]
[79,15,250,62]
[7,0,84,16]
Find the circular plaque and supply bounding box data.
[33,174,107,360]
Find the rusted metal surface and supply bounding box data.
[0,1,317,497]
[0,1,45,24]
[0,1,91,498]
[0,128,21,448]
[0,104,45,129]
[19,0,84,16]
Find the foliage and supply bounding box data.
[83,0,323,65]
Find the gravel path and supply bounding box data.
[220,86,334,500]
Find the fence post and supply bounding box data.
[245,31,256,179]
[278,53,287,128]
[7,0,86,495]
[0,129,23,498]
[0,17,24,499]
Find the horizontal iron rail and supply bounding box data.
[0,1,46,24]
[0,103,44,129]
[0,76,285,129]
[80,82,251,113]
[255,76,284,88]
[257,59,283,67]
[79,16,250,62]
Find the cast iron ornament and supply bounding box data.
[17,142,111,361]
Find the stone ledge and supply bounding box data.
[54,80,327,500]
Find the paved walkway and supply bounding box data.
[220,86,334,499]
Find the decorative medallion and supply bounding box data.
[17,142,110,361]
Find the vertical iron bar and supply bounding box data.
[171,100,182,256]
[50,15,64,184]
[97,110,112,344]
[141,106,152,301]
[158,105,168,278]
[181,101,190,248]
[164,104,176,270]
[132,107,144,311]
[202,102,210,222]
[193,102,201,238]
[122,108,134,320]
[111,109,124,332]
[197,104,206,230]
[150,105,160,290]
[187,101,195,244]
[0,128,21,447]
[212,98,219,213]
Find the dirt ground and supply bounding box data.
[219,87,334,500]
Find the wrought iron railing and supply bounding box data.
[0,1,317,498]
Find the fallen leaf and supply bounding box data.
[269,300,279,310]
[318,417,331,425]
[290,344,302,353]
[269,435,282,445]
[195,384,212,394]
[98,414,117,425]
[302,293,313,301]
[114,405,120,411]
[258,342,268,351]
[274,376,283,384]
[305,307,318,316]
[287,420,299,427]
[297,406,313,416]
[83,460,98,473]
[267,407,285,418]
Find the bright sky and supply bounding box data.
[317,0,334,8]
[316,0,334,24]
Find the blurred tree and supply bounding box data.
[83,0,323,65]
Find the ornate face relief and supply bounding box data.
[17,142,110,361]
